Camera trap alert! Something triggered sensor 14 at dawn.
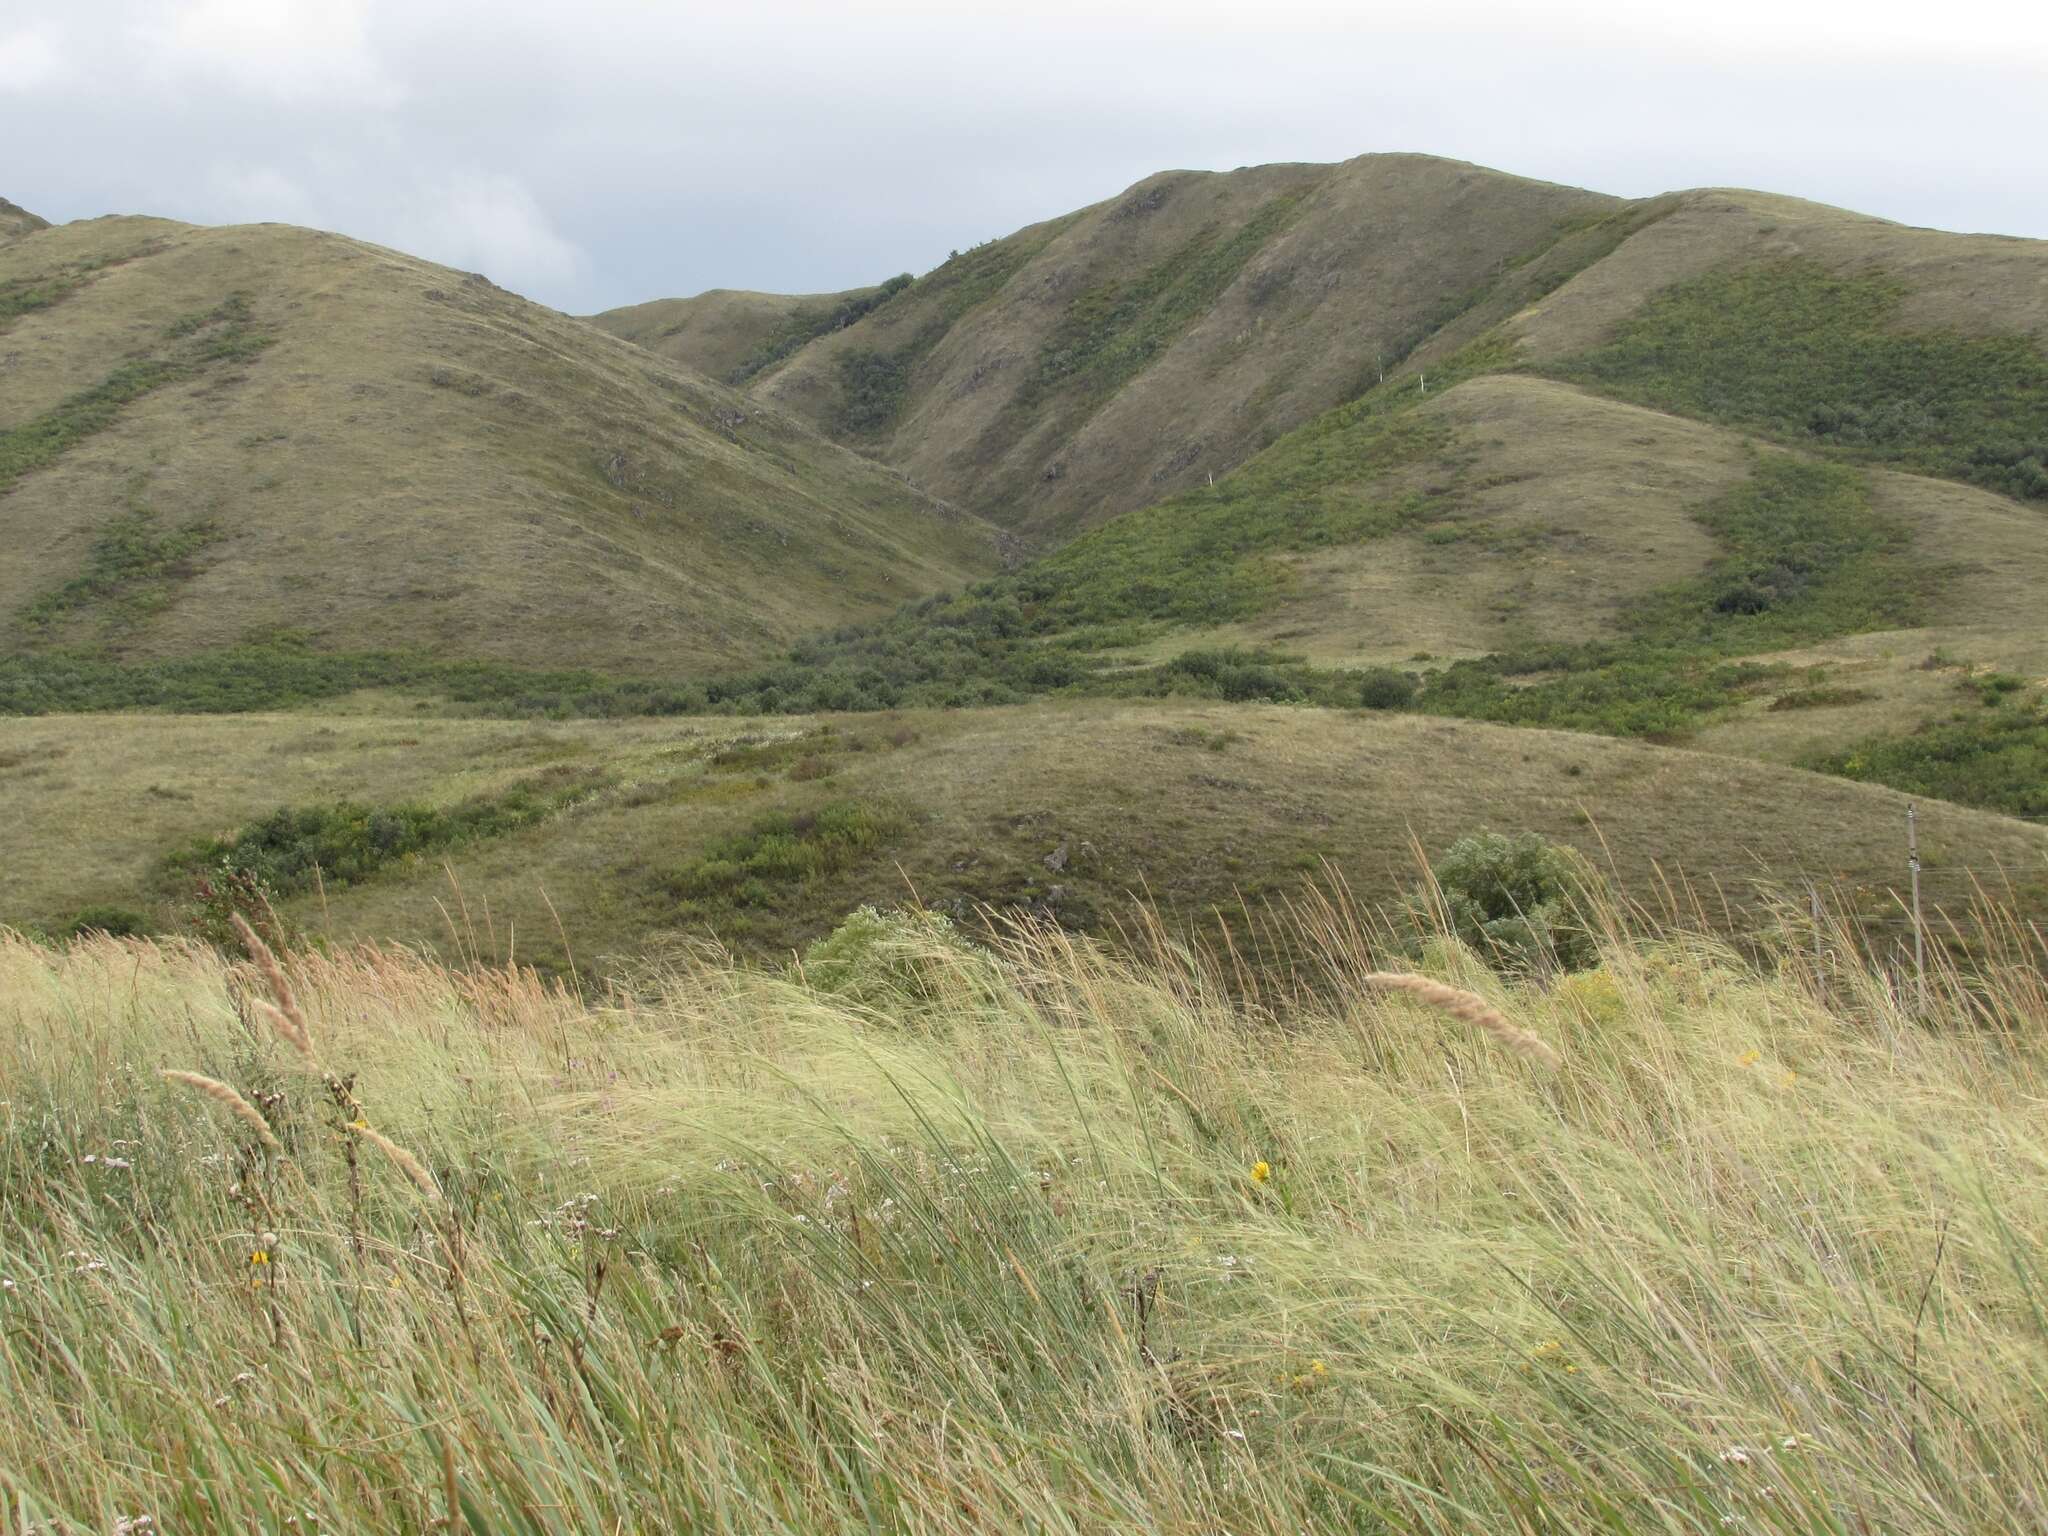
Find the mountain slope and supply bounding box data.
[591,283,896,386]
[0,216,1000,675]
[0,197,47,243]
[8,700,2041,963]
[603,154,1622,539]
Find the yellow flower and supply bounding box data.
[349,1118,369,1131]
[1309,1360,1328,1376]
[1738,1049,1762,1068]
[1250,1161,1271,1184]
[249,1250,269,1266]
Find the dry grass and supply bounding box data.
[0,216,998,672]
[1358,971,1564,1067]
[1098,375,2048,743]
[1513,187,2048,362]
[590,285,877,381]
[748,153,1616,536]
[7,699,2044,971]
[4,882,2048,1529]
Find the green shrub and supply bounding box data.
[62,904,156,939]
[1416,832,1601,973]
[1357,667,1418,710]
[1810,694,2048,820]
[666,802,900,909]
[797,905,986,1008]
[1546,260,2048,500]
[163,768,608,897]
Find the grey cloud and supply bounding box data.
[2,0,2043,313]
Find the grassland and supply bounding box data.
[6,700,2043,974]
[1544,259,2048,500]
[6,884,2048,1529]
[0,216,998,676]
[0,195,45,242]
[706,155,1620,536]
[589,279,911,386]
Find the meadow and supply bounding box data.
[4,878,2046,1532]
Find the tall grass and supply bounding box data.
[3,885,2047,1532]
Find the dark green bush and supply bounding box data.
[1417,832,1601,973]
[665,802,899,908]
[1357,667,1418,710]
[163,768,607,897]
[1810,694,2048,820]
[62,905,156,939]
[1546,260,2048,501]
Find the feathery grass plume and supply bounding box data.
[231,912,314,1061]
[159,1069,284,1153]
[350,1123,440,1201]
[1359,971,1563,1068]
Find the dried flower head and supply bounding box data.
[159,1070,283,1154]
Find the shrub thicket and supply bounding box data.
[1418,831,1601,972]
[1546,260,2048,501]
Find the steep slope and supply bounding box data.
[0,216,999,676]
[607,154,1621,539]
[591,283,895,385]
[0,197,47,243]
[8,700,2041,964]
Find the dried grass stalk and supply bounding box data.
[159,1069,285,1152]
[1360,972,1563,1068]
[231,913,314,1061]
[352,1124,441,1201]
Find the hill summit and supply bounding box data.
[0,196,48,242]
[0,214,999,677]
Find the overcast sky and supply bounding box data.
[4,0,2045,314]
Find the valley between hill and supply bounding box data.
[3,156,2045,956]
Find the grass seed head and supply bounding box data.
[158,1069,284,1153]
[1360,971,1564,1067]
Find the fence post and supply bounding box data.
[1809,883,1824,972]
[1907,803,1926,1013]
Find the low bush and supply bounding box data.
[163,767,609,897]
[1416,831,1602,972]
[665,801,900,909]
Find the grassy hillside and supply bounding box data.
[5,699,2041,969]
[581,175,2048,818]
[0,215,999,675]
[8,891,2048,1529]
[608,155,1620,538]
[590,282,898,385]
[0,195,47,242]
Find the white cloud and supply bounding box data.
[203,163,320,226]
[0,26,66,91]
[386,171,585,297]
[1,0,2042,311]
[140,0,399,107]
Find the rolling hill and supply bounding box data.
[5,156,2046,962]
[597,154,1625,539]
[603,163,2048,545]
[581,160,2046,826]
[593,282,897,387]
[7,699,2040,966]
[0,212,1000,678]
[0,196,46,242]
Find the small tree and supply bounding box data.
[1414,832,1600,973]
[1357,667,1418,710]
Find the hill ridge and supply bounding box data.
[0,212,1002,676]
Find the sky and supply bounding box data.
[4,0,2046,315]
